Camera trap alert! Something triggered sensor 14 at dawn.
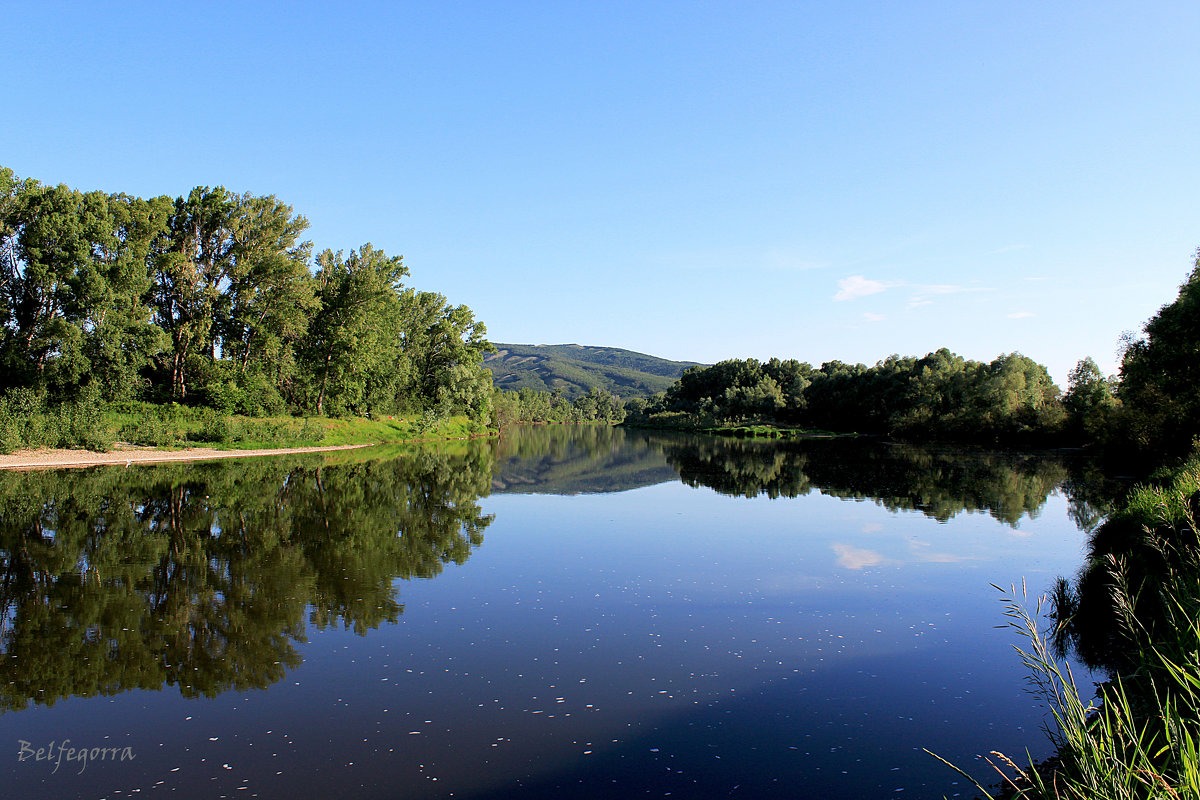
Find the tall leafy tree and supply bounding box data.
[0,182,166,399]
[79,193,171,401]
[1062,357,1118,442]
[302,244,407,416]
[0,169,39,362]
[219,194,316,406]
[0,167,501,424]
[962,352,1063,439]
[149,186,239,399]
[1118,254,1200,455]
[0,183,95,389]
[396,290,494,418]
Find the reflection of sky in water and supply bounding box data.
[0,458,1089,800]
[349,481,1087,798]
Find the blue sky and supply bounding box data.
[5,1,1198,383]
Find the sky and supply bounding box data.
[4,1,1199,384]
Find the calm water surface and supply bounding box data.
[0,426,1099,799]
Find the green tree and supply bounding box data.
[0,183,166,400]
[395,290,495,416]
[0,183,98,390]
[86,193,171,401]
[301,244,407,416]
[149,186,240,400]
[991,353,1063,438]
[1118,253,1200,456]
[1062,356,1118,443]
[889,349,968,435]
[217,194,316,412]
[723,375,785,420]
[491,387,522,428]
[568,386,624,422]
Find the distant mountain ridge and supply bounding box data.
[485,343,704,399]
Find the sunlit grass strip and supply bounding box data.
[697,424,847,439]
[623,413,848,439]
[0,396,494,454]
[1117,456,1200,530]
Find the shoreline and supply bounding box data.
[0,443,379,471]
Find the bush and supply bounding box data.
[63,399,115,452]
[0,403,22,454]
[121,413,185,447]
[0,391,116,452]
[192,411,235,444]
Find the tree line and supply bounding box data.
[629,349,1065,444]
[628,252,1200,462]
[0,167,495,421]
[492,385,626,426]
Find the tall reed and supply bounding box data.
[931,580,1200,799]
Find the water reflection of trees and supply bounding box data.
[655,435,1074,527]
[0,445,493,711]
[490,424,676,494]
[490,426,1108,530]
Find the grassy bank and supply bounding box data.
[622,412,848,439]
[696,423,850,439]
[0,396,493,454]
[948,456,1200,799]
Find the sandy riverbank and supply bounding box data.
[0,443,377,471]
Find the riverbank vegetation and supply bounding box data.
[628,253,1200,466]
[0,390,489,455]
[627,350,1066,445]
[946,459,1200,800]
[0,166,495,452]
[928,257,1200,797]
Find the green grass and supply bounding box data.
[932,581,1200,800]
[934,465,1200,800]
[1,398,494,454]
[697,423,847,439]
[1115,455,1200,529]
[623,413,848,439]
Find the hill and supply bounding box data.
[485,343,703,400]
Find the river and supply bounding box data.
[0,424,1102,799]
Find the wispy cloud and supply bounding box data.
[834,275,892,301]
[836,275,993,308]
[907,283,993,308]
[1008,311,1035,319]
[984,244,1029,256]
[863,312,886,322]
[907,538,969,564]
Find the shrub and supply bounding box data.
[192,411,235,444]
